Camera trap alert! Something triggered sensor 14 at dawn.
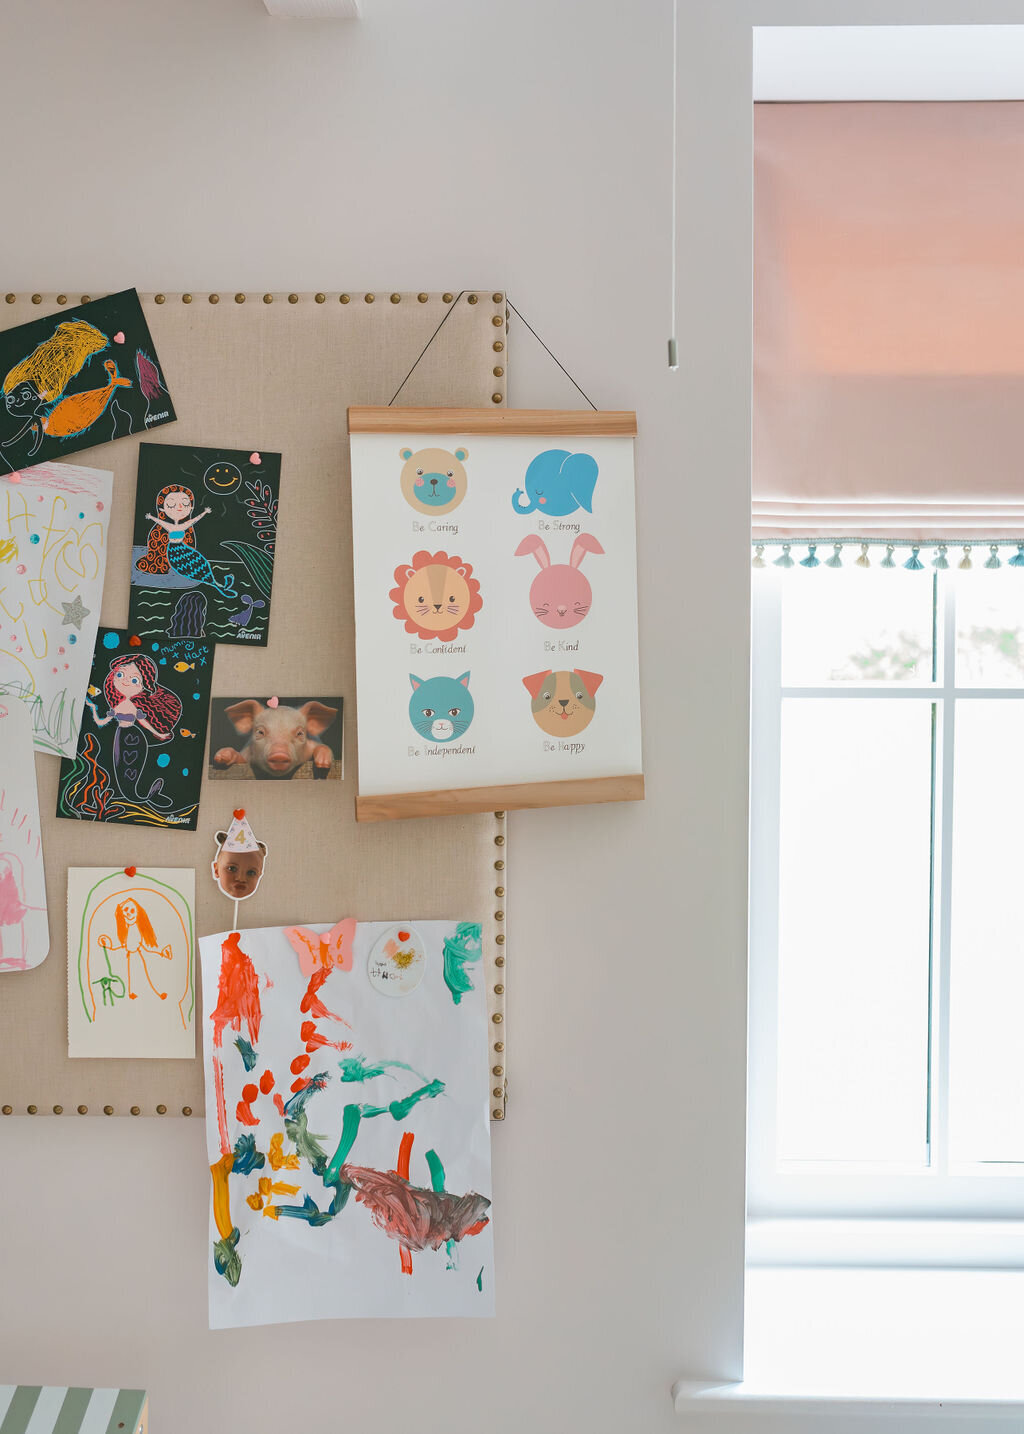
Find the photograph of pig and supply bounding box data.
[208,696,343,781]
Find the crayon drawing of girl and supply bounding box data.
[85,654,181,809]
[97,897,172,1001]
[136,485,235,595]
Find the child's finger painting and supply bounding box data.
[199,919,494,1327]
[0,290,175,467]
[128,444,281,647]
[67,867,195,1058]
[56,627,213,831]
[0,699,48,972]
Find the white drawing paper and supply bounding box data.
[67,867,196,1058]
[0,698,48,971]
[0,462,113,756]
[349,430,642,797]
[200,919,494,1327]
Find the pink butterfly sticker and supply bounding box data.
[285,918,357,976]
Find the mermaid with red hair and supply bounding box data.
[85,653,182,808]
[136,484,235,595]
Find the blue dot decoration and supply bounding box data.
[102,633,118,649]
[193,692,200,700]
[69,634,77,645]
[29,534,40,545]
[152,644,160,652]
[182,768,189,777]
[156,753,170,768]
[78,512,84,520]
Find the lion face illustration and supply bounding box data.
[390,550,483,642]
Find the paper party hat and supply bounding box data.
[221,808,260,852]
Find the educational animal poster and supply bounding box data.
[348,409,644,819]
[208,696,343,781]
[67,867,195,1058]
[128,443,281,647]
[56,626,213,831]
[0,462,112,756]
[0,289,175,469]
[0,699,48,971]
[199,919,493,1327]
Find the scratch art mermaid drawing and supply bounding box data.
[85,654,181,809]
[136,484,236,596]
[97,897,172,1001]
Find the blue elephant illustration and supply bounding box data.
[511,449,598,516]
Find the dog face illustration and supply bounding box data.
[523,668,603,737]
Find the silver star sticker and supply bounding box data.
[61,596,90,630]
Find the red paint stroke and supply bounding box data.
[304,1029,353,1055]
[290,1054,310,1075]
[259,1069,275,1095]
[300,965,352,1027]
[0,865,28,927]
[300,1020,316,1042]
[210,932,261,1049]
[236,1096,259,1126]
[213,1054,229,1157]
[273,1093,285,1116]
[290,1077,309,1094]
[397,1132,414,1274]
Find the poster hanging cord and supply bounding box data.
[388,292,598,410]
[668,0,679,370]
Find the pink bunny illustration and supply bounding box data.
[514,532,604,629]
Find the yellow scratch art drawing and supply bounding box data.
[3,320,107,402]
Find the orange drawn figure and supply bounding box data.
[97,896,173,1001]
[3,358,131,459]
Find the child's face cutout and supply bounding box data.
[212,834,267,901]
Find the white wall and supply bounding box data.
[2,1,1021,1430]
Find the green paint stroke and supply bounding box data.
[477,1266,484,1292]
[286,1110,329,1172]
[325,1102,364,1184]
[442,921,483,1006]
[425,1148,446,1193]
[359,1079,445,1122]
[338,1052,426,1084]
[213,1229,242,1287]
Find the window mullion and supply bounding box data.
[930,574,957,1179]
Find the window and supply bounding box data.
[749,564,1024,1227]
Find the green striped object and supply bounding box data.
[0,1388,147,1434]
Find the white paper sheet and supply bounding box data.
[350,430,643,796]
[67,867,196,1058]
[0,462,113,756]
[200,920,494,1327]
[0,698,48,970]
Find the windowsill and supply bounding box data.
[674,1266,1024,1420]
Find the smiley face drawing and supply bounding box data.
[204,460,242,495]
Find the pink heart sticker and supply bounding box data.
[250,452,261,465]
[113,331,125,344]
[266,695,279,708]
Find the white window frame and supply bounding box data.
[748,566,1024,1234]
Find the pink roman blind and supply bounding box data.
[754,101,1024,545]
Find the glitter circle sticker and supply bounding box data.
[367,924,426,997]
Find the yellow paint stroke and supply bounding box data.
[268,1132,300,1171]
[210,1152,235,1239]
[0,537,16,565]
[258,1176,272,1197]
[3,320,107,400]
[272,1180,300,1196]
[246,1193,264,1211]
[262,1205,280,1220]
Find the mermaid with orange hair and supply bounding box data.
[136,485,236,595]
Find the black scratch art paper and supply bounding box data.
[127,444,281,648]
[57,628,212,831]
[0,289,175,469]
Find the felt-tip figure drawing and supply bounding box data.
[85,653,181,808]
[399,446,469,515]
[514,532,604,628]
[212,812,268,903]
[136,485,236,596]
[524,668,603,737]
[390,551,482,642]
[211,698,341,780]
[409,673,474,743]
[511,449,598,516]
[97,897,173,1002]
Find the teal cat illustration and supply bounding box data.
[409,672,474,743]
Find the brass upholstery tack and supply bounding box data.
[4,294,15,303]
[156,1104,167,1114]
[495,910,504,921]
[493,1066,504,1076]
[208,293,220,304]
[315,293,326,304]
[263,294,274,304]
[493,1087,503,1098]
[494,859,505,871]
[31,294,42,304]
[154,294,165,304]
[390,293,401,304]
[494,984,504,995]
[130,1106,140,1116]
[56,294,67,305]
[27,1105,36,1114]
[492,1013,503,1024]
[103,1105,114,1115]
[288,293,299,304]
[340,294,350,303]
[468,294,478,304]
[494,835,505,846]
[495,886,505,897]
[492,292,503,303]
[1,1106,11,1115]
[495,933,505,945]
[443,292,454,303]
[182,1106,193,1116]
[417,293,429,303]
[493,340,504,352]
[182,294,192,303]
[491,315,503,327]
[493,366,504,377]
[77,1105,88,1114]
[81,295,91,303]
[53,1105,63,1114]
[494,1042,504,1052]
[235,293,245,304]
[364,293,375,303]
[492,1109,504,1120]
[495,955,505,966]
